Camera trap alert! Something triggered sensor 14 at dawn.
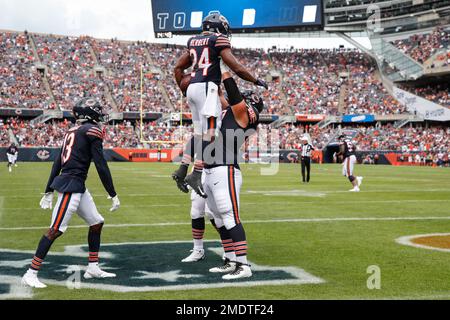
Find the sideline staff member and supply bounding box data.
[300,137,314,183]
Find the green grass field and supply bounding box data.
[1,162,450,300]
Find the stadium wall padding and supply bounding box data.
[0,148,429,166]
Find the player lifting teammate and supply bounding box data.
[172,13,267,198]
[337,134,363,192]
[21,98,120,288]
[203,64,264,279]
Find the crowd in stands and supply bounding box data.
[0,32,53,109]
[401,84,450,108]
[2,116,448,167]
[393,27,450,64]
[1,31,421,116]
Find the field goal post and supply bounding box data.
[139,65,186,146]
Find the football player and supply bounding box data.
[172,13,267,198]
[21,98,120,288]
[6,143,18,173]
[181,179,218,263]
[337,134,363,192]
[201,64,264,280]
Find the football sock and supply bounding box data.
[218,226,236,261]
[88,230,101,265]
[29,235,54,272]
[192,218,205,250]
[229,223,248,265]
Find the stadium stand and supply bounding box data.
[0,32,52,109]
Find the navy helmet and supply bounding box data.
[202,13,231,37]
[73,98,108,124]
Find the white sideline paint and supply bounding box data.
[2,216,450,231]
[395,233,450,253]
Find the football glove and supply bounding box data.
[108,195,120,212]
[185,171,207,198]
[40,192,54,210]
[254,78,268,90]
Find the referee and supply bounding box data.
[300,137,314,183]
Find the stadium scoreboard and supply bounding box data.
[151,0,323,37]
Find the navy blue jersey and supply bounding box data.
[205,106,259,169]
[187,33,231,85]
[45,123,116,197]
[340,139,356,158]
[7,145,18,155]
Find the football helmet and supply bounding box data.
[242,90,264,124]
[202,13,231,37]
[73,98,108,124]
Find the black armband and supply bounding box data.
[223,77,244,106]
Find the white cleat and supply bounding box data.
[209,258,236,273]
[14,164,18,167]
[357,176,363,187]
[349,186,360,192]
[21,270,47,288]
[8,167,11,173]
[181,249,205,262]
[84,264,116,279]
[222,263,252,280]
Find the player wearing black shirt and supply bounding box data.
[173,13,268,198]
[6,143,18,173]
[22,98,120,288]
[203,68,263,280]
[337,135,363,192]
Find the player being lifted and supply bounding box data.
[172,13,267,197]
[6,142,18,173]
[337,134,363,192]
[21,98,120,288]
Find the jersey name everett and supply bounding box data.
[205,107,259,169]
[47,123,113,194]
[187,33,231,85]
[341,139,356,158]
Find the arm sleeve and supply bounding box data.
[44,149,62,193]
[214,35,231,53]
[90,138,117,198]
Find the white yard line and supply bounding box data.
[1,216,450,231]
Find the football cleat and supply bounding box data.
[209,258,236,273]
[84,264,116,279]
[172,165,189,193]
[181,249,205,262]
[222,263,252,280]
[21,270,47,288]
[185,171,207,198]
[357,176,363,187]
[349,186,360,192]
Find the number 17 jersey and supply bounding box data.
[187,32,231,86]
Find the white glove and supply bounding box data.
[40,192,54,210]
[220,58,231,74]
[108,195,120,212]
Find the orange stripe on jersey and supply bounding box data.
[346,157,350,176]
[87,132,103,139]
[228,166,240,224]
[53,193,70,230]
